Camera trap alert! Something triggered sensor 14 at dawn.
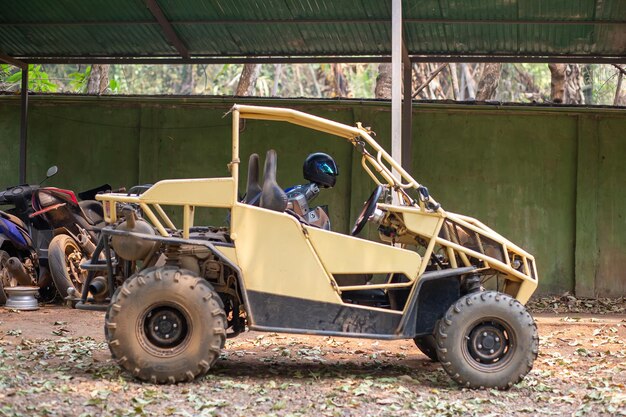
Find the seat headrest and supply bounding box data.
[244,153,262,206]
[260,150,288,212]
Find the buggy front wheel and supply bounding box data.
[436,291,538,389]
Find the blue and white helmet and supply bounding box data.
[303,152,338,188]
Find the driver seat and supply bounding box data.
[244,153,262,206]
[260,150,288,212]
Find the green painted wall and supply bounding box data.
[0,96,624,297]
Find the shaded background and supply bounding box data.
[0,95,624,297]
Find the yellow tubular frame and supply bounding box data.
[97,104,538,304]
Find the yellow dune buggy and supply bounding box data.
[84,105,539,389]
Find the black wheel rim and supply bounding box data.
[140,304,191,356]
[463,318,515,371]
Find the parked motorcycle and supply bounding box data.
[31,182,111,301]
[0,165,113,305]
[0,166,59,304]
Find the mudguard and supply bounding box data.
[0,217,31,250]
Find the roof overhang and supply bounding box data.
[1,0,625,65]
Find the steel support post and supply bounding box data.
[402,43,412,171]
[391,0,402,180]
[19,67,28,183]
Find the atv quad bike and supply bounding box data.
[86,105,539,389]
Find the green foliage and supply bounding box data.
[0,64,12,76]
[3,65,58,92]
[68,65,92,92]
[108,78,119,92]
[345,64,377,98]
[0,62,622,105]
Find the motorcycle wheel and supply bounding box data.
[49,235,87,302]
[0,250,10,305]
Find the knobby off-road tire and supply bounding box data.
[436,291,538,390]
[0,250,10,305]
[413,334,439,362]
[105,266,227,383]
[49,234,86,300]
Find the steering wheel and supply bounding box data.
[351,185,384,236]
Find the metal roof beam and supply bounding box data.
[408,55,626,64]
[2,18,625,26]
[0,53,27,69]
[19,55,626,65]
[144,0,190,59]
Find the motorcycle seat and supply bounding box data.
[0,210,27,230]
[78,200,105,226]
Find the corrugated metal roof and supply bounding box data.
[0,0,624,63]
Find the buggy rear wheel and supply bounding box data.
[436,291,538,389]
[105,266,226,383]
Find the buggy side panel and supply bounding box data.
[305,226,421,277]
[139,178,236,207]
[400,210,443,237]
[247,290,402,337]
[231,204,342,305]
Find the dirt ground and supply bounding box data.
[0,305,625,417]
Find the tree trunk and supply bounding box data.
[548,63,566,103]
[271,64,283,96]
[549,63,583,104]
[582,64,593,104]
[564,64,583,104]
[449,63,460,100]
[316,64,349,97]
[460,64,476,99]
[235,64,261,96]
[475,63,502,101]
[307,65,322,97]
[179,65,194,95]
[375,63,392,99]
[86,64,110,95]
[332,64,350,97]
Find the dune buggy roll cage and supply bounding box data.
[97,104,537,304]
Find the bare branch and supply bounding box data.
[412,63,447,98]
